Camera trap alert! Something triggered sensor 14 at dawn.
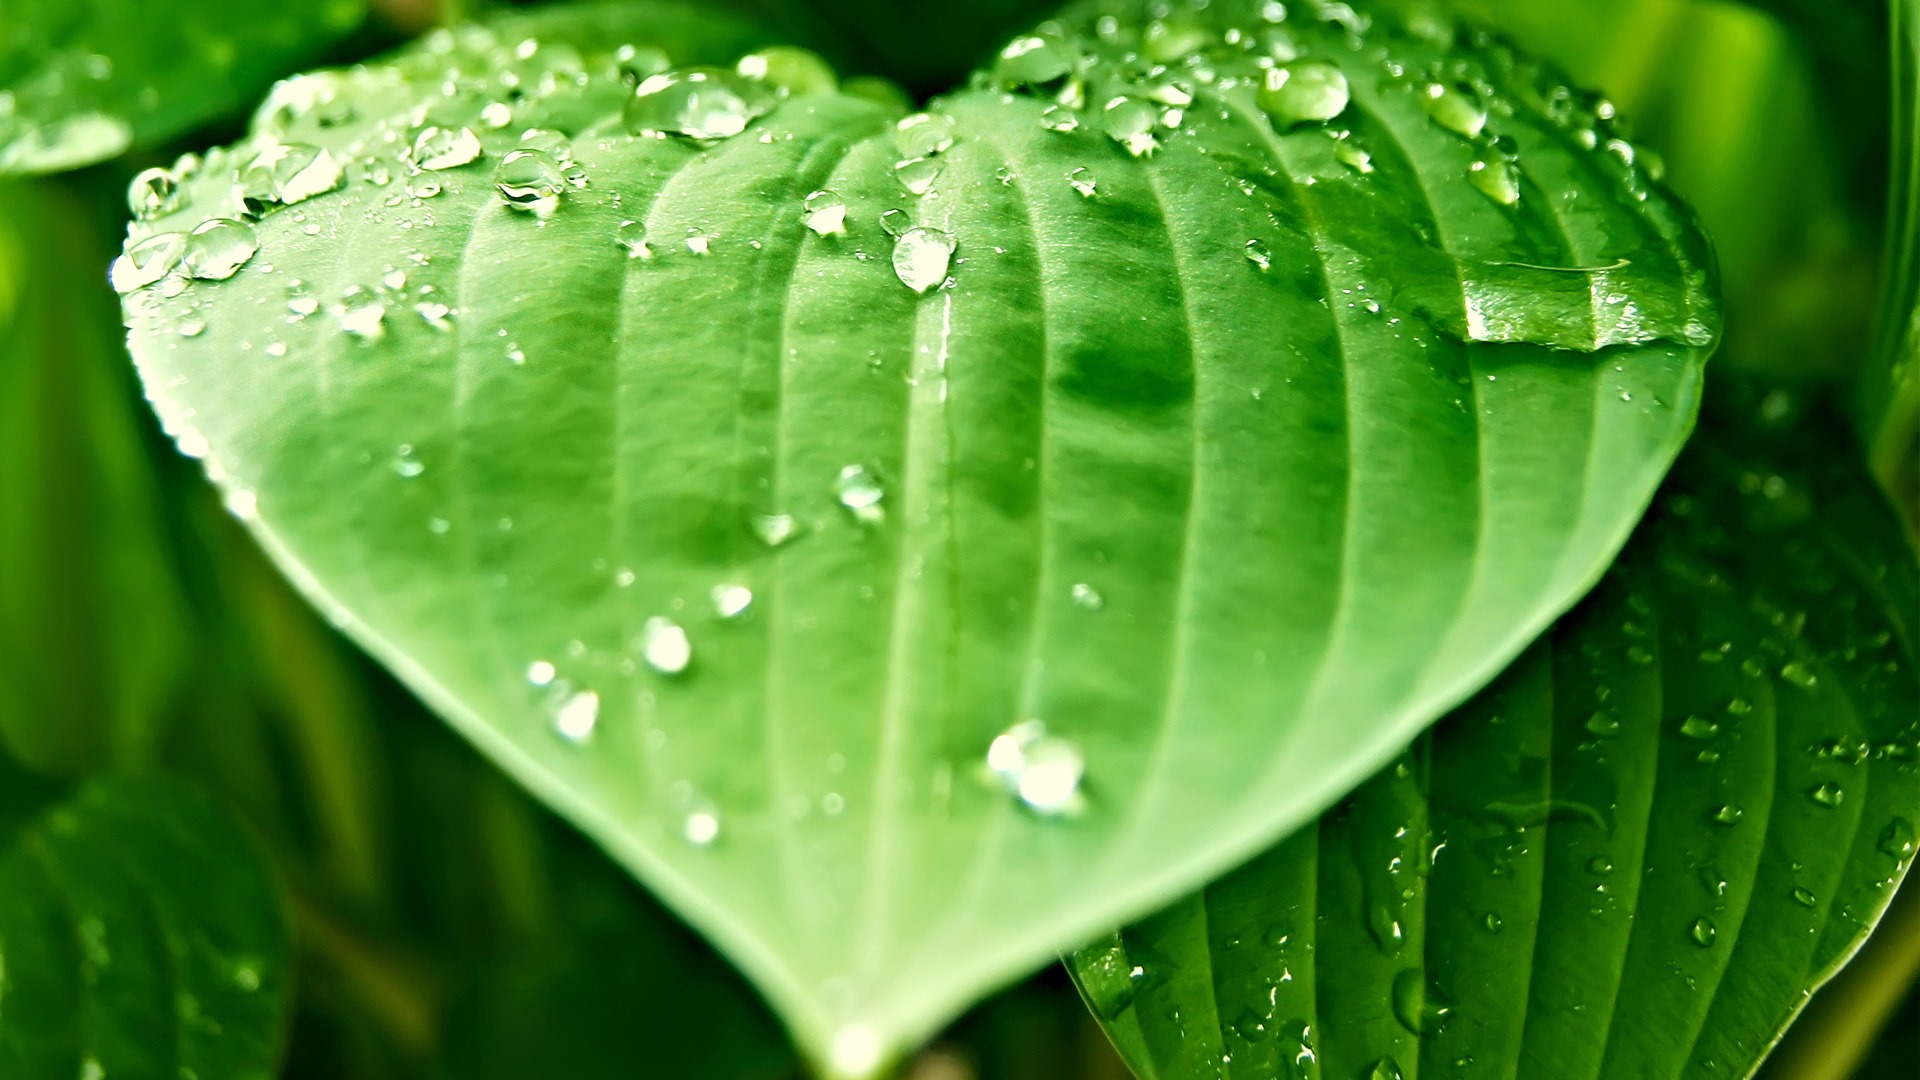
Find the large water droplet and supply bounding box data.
[1040,105,1081,133]
[751,513,803,547]
[1809,782,1844,808]
[339,300,386,340]
[410,125,482,170]
[804,190,847,236]
[1468,150,1521,206]
[1881,818,1917,860]
[834,464,887,524]
[891,227,954,295]
[554,689,600,742]
[1679,715,1719,740]
[1257,61,1351,127]
[1066,166,1097,197]
[128,167,180,219]
[683,807,721,846]
[987,720,1086,815]
[243,143,344,207]
[527,660,556,686]
[1423,83,1488,139]
[495,149,566,217]
[893,156,942,196]
[1690,916,1717,948]
[711,583,754,619]
[995,34,1076,91]
[182,219,259,280]
[1102,95,1159,156]
[643,616,692,674]
[1369,1057,1404,1080]
[616,219,651,258]
[626,68,773,141]
[110,232,186,293]
[736,46,837,97]
[1391,968,1452,1036]
[895,112,957,158]
[1780,661,1818,690]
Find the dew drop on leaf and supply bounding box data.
[683,807,721,847]
[128,166,180,219]
[643,616,692,675]
[1369,1057,1404,1080]
[735,46,837,97]
[803,190,847,237]
[1780,661,1818,690]
[1468,152,1521,206]
[1257,61,1351,127]
[1881,818,1918,861]
[553,689,599,743]
[1066,166,1097,197]
[894,112,957,158]
[995,34,1076,91]
[1423,82,1488,139]
[1102,95,1159,156]
[1808,782,1844,808]
[828,1024,882,1078]
[625,68,772,141]
[1690,917,1717,948]
[527,660,556,687]
[1712,803,1743,826]
[751,512,803,547]
[1070,583,1104,610]
[1040,105,1081,133]
[495,149,567,217]
[879,208,912,238]
[893,156,942,196]
[181,219,259,281]
[1678,715,1719,740]
[110,233,186,293]
[1391,968,1452,1036]
[1245,238,1274,271]
[1792,887,1818,908]
[834,464,887,523]
[891,227,954,295]
[987,720,1086,816]
[711,583,753,619]
[616,218,651,257]
[409,126,482,170]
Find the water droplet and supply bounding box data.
[894,112,957,158]
[736,46,837,97]
[1792,887,1818,908]
[1483,912,1504,933]
[828,1025,882,1078]
[1102,95,1159,156]
[554,689,599,742]
[1679,715,1719,740]
[80,1059,104,1080]
[1335,138,1374,173]
[1040,105,1081,133]
[392,445,424,478]
[803,190,847,236]
[1780,661,1818,690]
[410,126,482,170]
[339,301,386,340]
[1588,856,1614,875]
[527,660,556,686]
[893,156,942,196]
[1712,803,1743,826]
[1070,583,1104,610]
[711,583,753,619]
[626,68,773,141]
[879,209,913,238]
[1881,818,1917,860]
[1468,151,1521,206]
[995,34,1076,91]
[1809,782,1844,808]
[243,143,345,207]
[496,149,566,217]
[834,464,887,523]
[1391,968,1452,1036]
[892,227,954,295]
[1369,1057,1404,1080]
[111,232,186,293]
[1066,166,1097,197]
[1585,712,1621,737]
[1689,917,1717,947]
[1233,1007,1269,1042]
[479,101,514,128]
[1245,238,1273,271]
[1257,61,1351,127]
[182,219,259,280]
[752,513,803,547]
[683,808,721,846]
[128,167,179,219]
[987,720,1086,815]
[1423,83,1487,139]
[643,616,692,674]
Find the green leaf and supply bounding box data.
[117,0,1719,1067]
[0,774,296,1080]
[0,179,194,773]
[1868,0,1920,536]
[1067,383,1920,1080]
[0,0,366,175]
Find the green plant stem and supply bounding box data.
[1758,874,1920,1080]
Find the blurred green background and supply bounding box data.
[0,0,1911,1076]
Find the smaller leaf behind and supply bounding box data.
[1070,381,1920,1080]
[0,0,367,175]
[0,774,297,1080]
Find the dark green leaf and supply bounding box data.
[0,180,193,773]
[1068,384,1920,1080]
[0,0,366,174]
[117,0,1719,1066]
[0,775,297,1080]
[1868,0,1920,536]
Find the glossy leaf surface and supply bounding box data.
[1069,385,1920,1080]
[0,0,364,174]
[117,0,1719,1066]
[0,774,296,1080]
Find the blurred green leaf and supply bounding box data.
[1069,382,1920,1080]
[0,180,193,773]
[0,0,368,174]
[0,774,297,1080]
[1866,0,1919,537]
[116,0,1721,1066]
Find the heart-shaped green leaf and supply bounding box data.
[0,0,367,175]
[1068,383,1920,1080]
[116,0,1719,1068]
[0,774,295,1079]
